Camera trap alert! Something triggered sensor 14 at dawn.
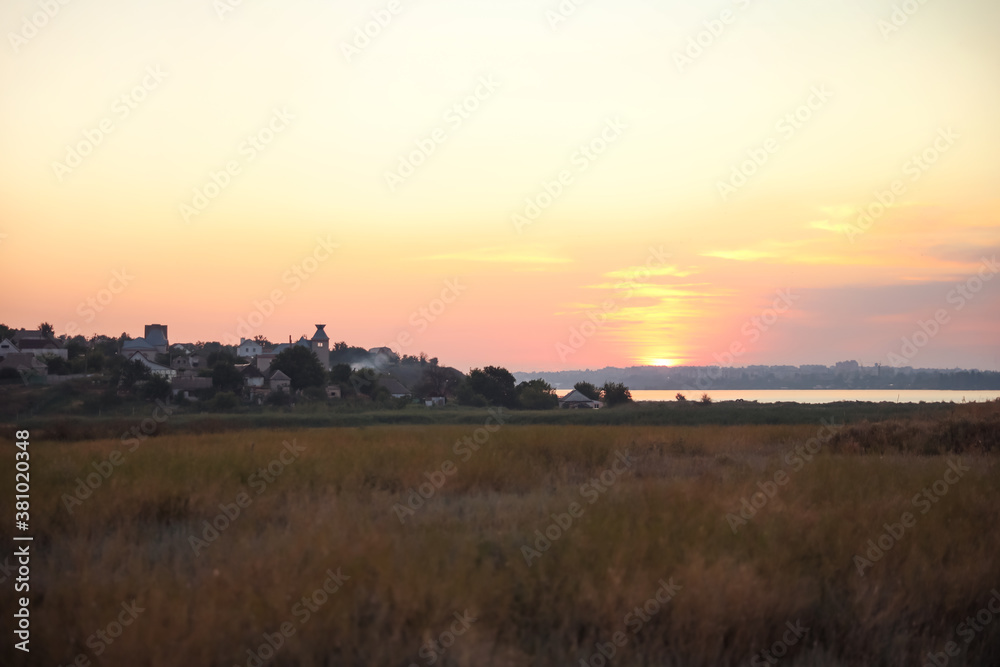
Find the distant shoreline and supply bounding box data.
[629,389,1000,405]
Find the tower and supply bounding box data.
[310,324,330,370]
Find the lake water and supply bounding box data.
[630,389,1000,404]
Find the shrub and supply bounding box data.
[601,382,633,407]
[207,391,239,411]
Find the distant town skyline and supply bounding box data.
[2,321,997,376]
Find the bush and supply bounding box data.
[518,379,558,410]
[601,382,633,407]
[141,375,172,402]
[45,355,72,375]
[0,368,22,384]
[466,367,518,408]
[266,390,292,407]
[206,391,239,411]
[302,386,328,402]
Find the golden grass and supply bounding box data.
[3,415,1000,666]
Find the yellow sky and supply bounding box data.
[1,0,998,370]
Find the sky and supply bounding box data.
[1,0,998,372]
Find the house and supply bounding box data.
[171,354,205,371]
[0,353,48,378]
[257,325,330,371]
[238,338,263,359]
[125,351,176,378]
[0,338,19,358]
[242,364,265,388]
[558,389,603,409]
[326,385,342,399]
[171,376,212,398]
[267,369,291,393]
[255,353,277,372]
[16,338,69,360]
[12,329,51,345]
[10,330,68,360]
[424,397,446,407]
[121,338,159,362]
[143,324,169,354]
[377,376,411,399]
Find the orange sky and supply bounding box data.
[1,0,998,371]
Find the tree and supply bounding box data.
[415,364,455,398]
[574,381,602,401]
[65,338,87,360]
[700,393,713,404]
[141,375,172,402]
[119,359,151,391]
[302,386,328,402]
[0,323,13,341]
[272,345,326,391]
[601,381,633,407]
[212,362,243,393]
[266,389,292,407]
[207,391,239,411]
[330,342,372,366]
[676,392,687,402]
[38,322,54,337]
[344,367,376,397]
[465,366,518,408]
[44,355,71,375]
[253,334,272,347]
[86,349,106,373]
[330,363,352,383]
[517,379,558,410]
[207,350,239,367]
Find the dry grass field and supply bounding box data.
[2,401,1000,666]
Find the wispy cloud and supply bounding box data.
[417,247,572,266]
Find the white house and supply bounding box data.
[238,338,263,359]
[267,369,291,393]
[125,351,176,378]
[558,389,603,409]
[11,331,68,360]
[0,338,18,358]
[242,364,265,388]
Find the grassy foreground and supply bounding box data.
[2,402,1000,666]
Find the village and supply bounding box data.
[0,322,610,410]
